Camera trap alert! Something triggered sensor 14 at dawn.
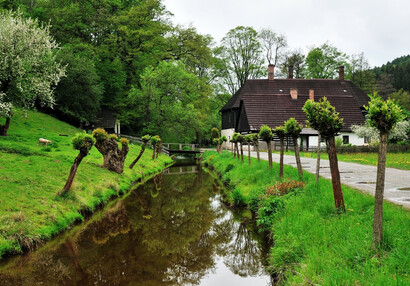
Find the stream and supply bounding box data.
[0,158,273,285]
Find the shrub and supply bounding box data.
[232,188,246,206]
[265,181,306,197]
[225,163,235,173]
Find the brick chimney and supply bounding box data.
[288,65,294,79]
[268,64,275,80]
[309,89,314,101]
[290,89,298,100]
[339,66,344,81]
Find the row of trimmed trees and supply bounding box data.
[213,95,404,250]
[60,130,163,196]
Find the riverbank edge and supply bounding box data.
[0,152,174,261]
[202,151,410,285]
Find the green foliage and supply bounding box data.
[150,135,161,146]
[212,138,219,145]
[244,134,253,143]
[365,95,405,133]
[305,42,348,79]
[141,134,151,144]
[119,138,129,146]
[71,133,95,153]
[303,97,344,137]
[108,134,118,141]
[231,188,246,206]
[215,26,264,95]
[0,10,65,123]
[92,128,108,142]
[250,133,259,146]
[211,128,219,139]
[390,89,410,114]
[274,126,286,138]
[284,118,302,137]
[259,124,274,143]
[221,135,228,142]
[231,132,241,143]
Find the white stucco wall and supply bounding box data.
[305,132,365,148]
[221,128,235,149]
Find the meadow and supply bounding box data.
[204,151,410,285]
[0,110,172,258]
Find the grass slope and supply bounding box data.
[204,151,410,285]
[0,110,173,258]
[274,150,410,170]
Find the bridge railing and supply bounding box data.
[120,135,201,155]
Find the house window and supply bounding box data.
[343,135,349,144]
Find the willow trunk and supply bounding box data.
[279,137,284,178]
[326,136,345,211]
[267,141,273,168]
[373,132,388,249]
[256,145,260,163]
[59,151,87,196]
[293,136,303,177]
[240,142,244,162]
[129,144,146,169]
[247,143,251,165]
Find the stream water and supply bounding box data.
[0,158,273,285]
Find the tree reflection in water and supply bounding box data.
[0,164,272,286]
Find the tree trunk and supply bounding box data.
[256,145,260,163]
[129,144,146,169]
[59,151,87,196]
[373,132,388,249]
[293,136,303,178]
[152,145,156,159]
[217,143,220,153]
[326,136,345,211]
[316,134,321,184]
[94,139,129,174]
[240,142,244,162]
[279,137,284,178]
[285,136,289,152]
[0,116,11,136]
[247,143,251,165]
[156,142,161,159]
[235,143,239,159]
[267,141,273,168]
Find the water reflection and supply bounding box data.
[0,163,272,285]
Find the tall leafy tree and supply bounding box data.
[365,96,404,249]
[303,97,345,211]
[215,26,264,95]
[258,28,287,66]
[305,42,348,79]
[281,49,306,78]
[0,10,65,135]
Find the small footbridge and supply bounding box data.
[120,135,202,156]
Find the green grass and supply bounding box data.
[203,151,410,285]
[0,109,173,258]
[274,150,410,170]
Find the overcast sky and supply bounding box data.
[163,0,409,67]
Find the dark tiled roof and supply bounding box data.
[96,109,116,129]
[229,79,369,133]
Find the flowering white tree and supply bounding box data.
[351,121,410,143]
[0,10,65,135]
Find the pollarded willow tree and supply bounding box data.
[237,134,244,162]
[244,134,253,165]
[0,10,65,136]
[232,133,241,159]
[251,133,260,163]
[274,126,286,178]
[150,135,161,159]
[220,135,228,151]
[284,118,303,178]
[59,133,95,196]
[129,134,151,169]
[365,96,404,249]
[92,129,129,174]
[303,97,345,211]
[259,125,274,168]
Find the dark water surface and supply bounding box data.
[0,160,273,285]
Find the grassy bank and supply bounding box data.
[0,110,173,258]
[203,151,410,285]
[274,150,410,170]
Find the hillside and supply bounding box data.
[0,110,172,258]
